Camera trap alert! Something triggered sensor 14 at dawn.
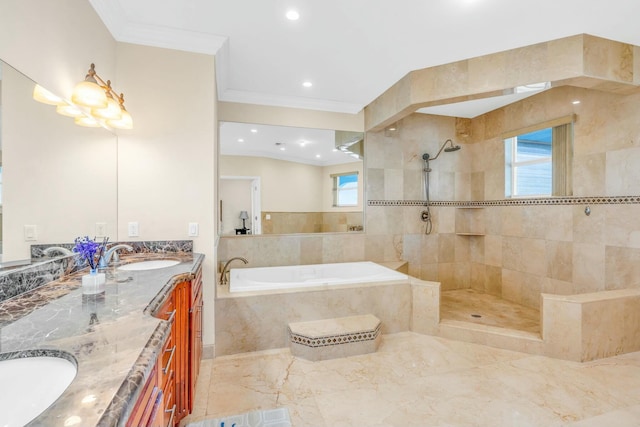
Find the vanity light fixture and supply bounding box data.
[34,63,133,130]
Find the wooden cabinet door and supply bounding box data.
[189,266,203,411]
[174,281,190,425]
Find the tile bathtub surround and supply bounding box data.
[182,332,640,427]
[215,279,419,356]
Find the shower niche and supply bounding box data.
[454,207,485,236]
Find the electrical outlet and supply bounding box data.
[95,222,107,237]
[128,222,139,237]
[188,222,199,237]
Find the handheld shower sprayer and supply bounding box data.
[421,138,461,234]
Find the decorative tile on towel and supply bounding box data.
[186,408,291,427]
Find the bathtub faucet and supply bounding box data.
[219,257,248,285]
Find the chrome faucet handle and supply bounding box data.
[99,244,134,268]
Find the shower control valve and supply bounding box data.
[420,210,430,222]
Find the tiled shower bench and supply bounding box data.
[288,314,381,361]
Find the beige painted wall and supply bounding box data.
[2,64,117,260]
[219,178,252,235]
[220,155,323,212]
[0,0,116,106]
[115,43,216,346]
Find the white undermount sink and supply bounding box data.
[0,353,77,426]
[118,259,181,271]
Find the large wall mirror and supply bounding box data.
[0,60,118,263]
[219,121,364,236]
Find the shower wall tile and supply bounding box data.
[485,265,503,297]
[470,262,485,292]
[402,206,425,235]
[521,238,547,276]
[546,240,573,283]
[438,234,456,263]
[605,147,640,195]
[501,206,523,237]
[604,245,640,290]
[604,204,640,249]
[502,236,524,272]
[366,168,385,200]
[573,153,606,196]
[501,269,523,305]
[403,169,423,200]
[454,235,471,262]
[484,235,502,267]
[470,171,485,200]
[437,207,456,234]
[572,243,605,293]
[573,204,605,244]
[420,235,439,264]
[384,168,404,199]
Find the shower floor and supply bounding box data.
[440,289,540,333]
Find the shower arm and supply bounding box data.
[425,139,457,162]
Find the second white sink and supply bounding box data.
[0,353,77,426]
[118,259,181,271]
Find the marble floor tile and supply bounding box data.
[181,333,640,427]
[440,289,540,333]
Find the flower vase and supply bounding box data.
[82,269,106,295]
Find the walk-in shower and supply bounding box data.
[422,139,461,234]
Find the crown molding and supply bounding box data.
[89,0,226,55]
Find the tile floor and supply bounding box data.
[440,289,540,333]
[181,332,640,427]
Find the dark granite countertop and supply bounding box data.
[0,252,205,427]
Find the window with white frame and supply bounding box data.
[505,121,573,197]
[332,172,358,207]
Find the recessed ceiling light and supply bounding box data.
[315,154,321,158]
[237,138,244,142]
[302,81,313,88]
[250,129,258,133]
[572,100,581,105]
[280,147,286,151]
[286,10,300,20]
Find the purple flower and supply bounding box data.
[73,236,108,271]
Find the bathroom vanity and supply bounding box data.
[0,251,204,427]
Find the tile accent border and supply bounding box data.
[368,195,640,207]
[288,322,382,348]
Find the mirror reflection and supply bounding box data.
[219,122,364,236]
[0,60,118,263]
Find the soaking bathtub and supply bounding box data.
[228,261,408,293]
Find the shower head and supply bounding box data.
[423,139,461,162]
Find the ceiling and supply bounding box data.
[89,0,640,117]
[219,121,361,167]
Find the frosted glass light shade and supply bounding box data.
[92,96,122,120]
[71,80,108,108]
[32,84,64,105]
[107,109,133,129]
[56,103,84,118]
[74,116,102,128]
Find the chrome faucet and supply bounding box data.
[99,244,134,268]
[219,257,248,285]
[42,246,73,256]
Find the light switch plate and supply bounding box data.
[24,225,37,241]
[188,222,199,237]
